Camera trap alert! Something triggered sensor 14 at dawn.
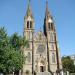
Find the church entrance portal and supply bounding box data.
[40,66,45,72]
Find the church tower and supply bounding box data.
[24,0,34,40]
[44,0,62,75]
[23,0,34,75]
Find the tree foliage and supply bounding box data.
[0,27,28,74]
[62,56,75,73]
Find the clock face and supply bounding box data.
[37,44,45,54]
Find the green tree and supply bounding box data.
[62,56,75,73]
[10,33,28,50]
[9,33,29,74]
[0,27,9,73]
[0,27,28,74]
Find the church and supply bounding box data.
[22,0,62,75]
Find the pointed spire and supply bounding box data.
[45,0,52,19]
[45,0,49,19]
[26,0,33,18]
[28,0,30,10]
[46,0,48,15]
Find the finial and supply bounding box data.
[28,0,30,7]
[26,0,33,18]
[45,0,50,19]
[46,0,48,12]
[27,0,31,15]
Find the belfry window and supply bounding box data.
[30,21,32,28]
[48,22,50,30]
[51,23,54,30]
[27,52,31,62]
[27,21,29,28]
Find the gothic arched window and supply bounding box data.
[30,32,32,40]
[52,53,55,63]
[51,43,54,50]
[27,52,31,62]
[27,21,29,28]
[51,23,54,30]
[50,33,54,42]
[48,22,50,30]
[30,21,32,28]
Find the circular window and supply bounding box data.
[37,44,45,54]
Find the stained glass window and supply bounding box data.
[37,45,45,54]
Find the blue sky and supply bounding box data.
[0,0,75,56]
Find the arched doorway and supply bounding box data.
[40,66,45,72]
[39,60,46,72]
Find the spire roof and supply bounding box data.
[45,0,52,19]
[25,0,33,18]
